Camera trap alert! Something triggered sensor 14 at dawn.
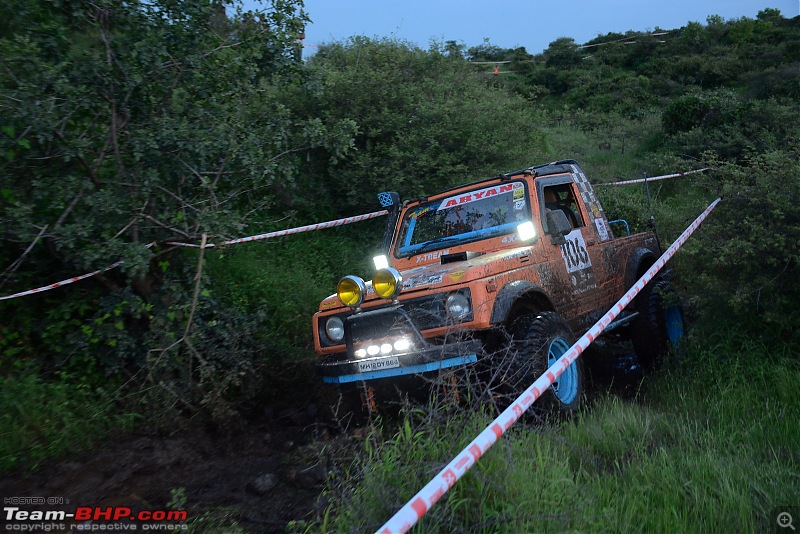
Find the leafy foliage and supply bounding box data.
[300,37,548,214]
[679,151,800,335]
[1,1,799,479]
[0,0,356,422]
[0,0,352,278]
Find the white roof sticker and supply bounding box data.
[437,182,523,211]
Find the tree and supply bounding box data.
[0,0,355,414]
[680,151,800,336]
[443,40,466,59]
[543,37,582,69]
[0,0,357,283]
[302,37,547,213]
[467,39,508,62]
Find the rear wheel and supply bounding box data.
[630,279,684,370]
[496,311,583,416]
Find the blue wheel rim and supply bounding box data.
[548,337,577,405]
[664,306,683,347]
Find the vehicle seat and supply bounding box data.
[544,189,579,228]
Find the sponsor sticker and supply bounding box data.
[403,273,443,289]
[410,206,433,220]
[416,249,450,264]
[448,271,466,283]
[437,182,522,211]
[594,217,610,241]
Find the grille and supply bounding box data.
[404,296,449,331]
[345,289,472,346]
[348,309,418,346]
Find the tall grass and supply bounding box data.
[534,109,673,182]
[0,372,136,474]
[321,334,800,533]
[204,221,384,354]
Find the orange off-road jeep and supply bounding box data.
[312,160,683,418]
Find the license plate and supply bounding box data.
[357,357,400,373]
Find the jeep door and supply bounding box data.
[537,176,609,330]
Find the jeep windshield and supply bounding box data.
[394,181,530,258]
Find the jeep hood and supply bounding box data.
[317,246,534,311]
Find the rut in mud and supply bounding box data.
[0,401,344,533]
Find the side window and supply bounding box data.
[542,184,584,228]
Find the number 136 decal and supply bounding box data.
[560,229,591,273]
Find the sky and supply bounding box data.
[244,0,800,56]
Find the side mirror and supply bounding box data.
[546,210,572,245]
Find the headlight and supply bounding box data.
[324,316,344,343]
[446,293,471,321]
[372,267,403,300]
[373,254,389,270]
[337,275,366,308]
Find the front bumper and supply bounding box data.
[317,339,482,384]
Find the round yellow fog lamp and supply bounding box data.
[337,275,366,308]
[372,267,403,300]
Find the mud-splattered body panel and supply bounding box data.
[313,161,661,384]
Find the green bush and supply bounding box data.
[302,37,548,214]
[676,151,800,336]
[662,95,713,134]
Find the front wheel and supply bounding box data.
[496,311,583,416]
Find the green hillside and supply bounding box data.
[0,2,797,530]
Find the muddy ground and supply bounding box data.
[0,401,347,533]
[0,345,640,533]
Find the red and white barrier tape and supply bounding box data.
[376,197,722,534]
[0,240,158,301]
[167,209,389,248]
[595,168,710,187]
[0,260,124,301]
[0,210,388,301]
[0,171,710,302]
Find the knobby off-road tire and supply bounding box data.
[500,311,584,417]
[630,279,684,371]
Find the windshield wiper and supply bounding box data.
[413,236,465,254]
